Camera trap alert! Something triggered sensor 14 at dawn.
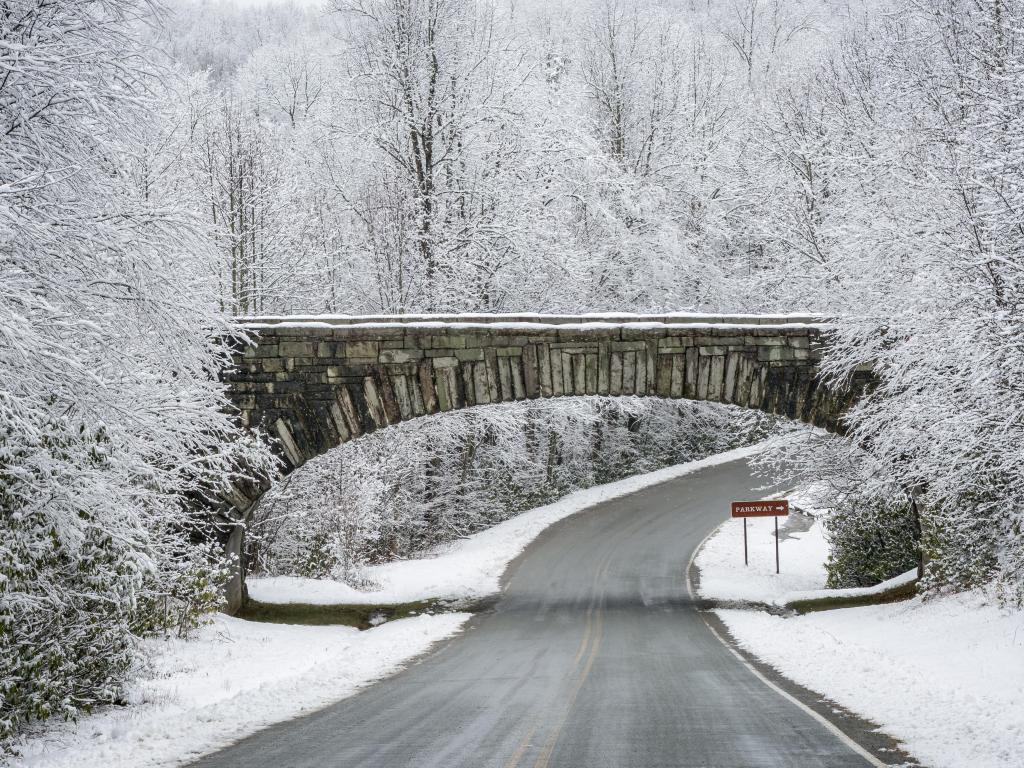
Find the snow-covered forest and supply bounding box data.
[3,0,1024,751]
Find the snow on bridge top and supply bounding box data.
[237,312,827,332]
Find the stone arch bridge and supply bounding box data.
[221,313,866,611]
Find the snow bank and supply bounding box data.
[694,512,918,606]
[719,597,1024,768]
[13,613,468,768]
[780,567,917,606]
[697,507,1024,768]
[249,443,768,607]
[694,513,830,603]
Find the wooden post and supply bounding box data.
[743,518,748,566]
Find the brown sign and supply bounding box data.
[731,500,789,518]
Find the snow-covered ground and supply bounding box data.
[694,511,830,603]
[249,443,767,607]
[696,514,1024,768]
[12,613,468,768]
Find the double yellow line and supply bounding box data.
[505,550,615,768]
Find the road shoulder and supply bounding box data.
[687,516,923,767]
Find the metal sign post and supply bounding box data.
[731,500,789,572]
[775,516,780,574]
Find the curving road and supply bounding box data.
[192,457,874,768]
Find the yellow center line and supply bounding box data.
[572,606,593,667]
[532,551,614,768]
[503,725,537,768]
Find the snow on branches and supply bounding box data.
[0,0,274,745]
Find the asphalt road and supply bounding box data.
[193,457,874,768]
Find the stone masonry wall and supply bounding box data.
[224,316,863,509]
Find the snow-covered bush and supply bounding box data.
[922,486,1004,598]
[1,419,139,735]
[754,432,920,590]
[823,498,920,590]
[249,399,771,582]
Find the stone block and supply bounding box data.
[431,335,469,349]
[274,418,303,466]
[280,341,315,357]
[254,344,279,358]
[345,341,379,358]
[539,344,554,397]
[363,377,389,427]
[685,347,698,397]
[598,344,610,394]
[522,345,540,398]
[622,351,636,395]
[550,349,564,396]
[552,343,599,353]
[380,349,423,364]
[670,354,684,397]
[695,335,744,346]
[414,360,435,413]
[759,346,796,362]
[585,353,598,395]
[511,358,527,399]
[655,354,672,396]
[572,353,586,394]
[621,327,666,341]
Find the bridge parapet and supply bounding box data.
[239,312,825,327]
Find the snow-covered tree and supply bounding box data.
[0,0,273,741]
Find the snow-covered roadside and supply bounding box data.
[13,614,468,768]
[696,515,1024,768]
[694,512,830,604]
[250,443,768,607]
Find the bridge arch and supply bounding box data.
[225,313,866,507]
[221,313,867,611]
